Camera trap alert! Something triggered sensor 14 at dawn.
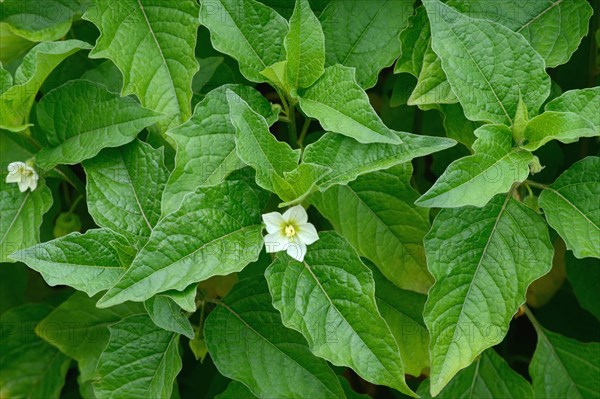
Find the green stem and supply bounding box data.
[297,118,312,149]
[523,305,542,333]
[524,182,534,199]
[524,180,549,191]
[53,166,86,194]
[288,103,298,148]
[197,299,206,337]
[68,194,83,214]
[277,88,290,117]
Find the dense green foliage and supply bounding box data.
[1,0,599,398]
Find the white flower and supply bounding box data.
[6,162,39,192]
[262,205,319,262]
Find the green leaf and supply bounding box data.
[144,295,194,339]
[538,157,600,259]
[0,304,71,399]
[408,42,457,107]
[417,349,533,399]
[0,63,13,93]
[94,314,182,399]
[320,0,413,89]
[35,80,162,169]
[395,6,430,77]
[310,164,433,294]
[265,231,415,396]
[438,103,479,150]
[424,194,553,395]
[528,315,600,399]
[298,65,402,144]
[566,253,600,320]
[226,89,301,196]
[163,84,274,215]
[0,23,34,64]
[394,6,457,107]
[83,139,167,243]
[1,175,52,263]
[284,0,325,90]
[11,229,127,296]
[545,87,600,132]
[449,0,593,68]
[0,0,83,42]
[37,292,145,390]
[368,261,430,377]
[216,381,257,399]
[161,283,198,313]
[303,130,456,190]
[521,112,597,151]
[97,181,265,307]
[0,40,91,132]
[417,125,534,208]
[422,0,550,125]
[200,0,288,83]
[81,60,124,94]
[204,276,345,399]
[84,0,199,130]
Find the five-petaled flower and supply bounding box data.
[6,162,39,192]
[262,205,319,262]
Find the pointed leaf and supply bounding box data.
[417,125,534,208]
[226,89,301,196]
[0,304,71,399]
[144,295,194,339]
[200,0,288,83]
[408,42,457,107]
[94,314,182,399]
[163,85,273,215]
[303,130,456,190]
[84,0,199,130]
[310,165,433,294]
[424,195,553,395]
[538,156,600,259]
[35,80,162,170]
[11,229,127,296]
[0,40,90,132]
[284,0,325,90]
[1,175,52,262]
[529,320,600,399]
[545,87,600,132]
[422,0,550,125]
[521,111,597,151]
[395,5,431,77]
[216,381,257,399]
[83,139,168,243]
[449,0,593,68]
[395,6,457,107]
[566,253,600,320]
[320,0,413,89]
[417,349,533,399]
[438,103,479,150]
[298,65,402,144]
[369,261,430,377]
[161,284,198,313]
[0,0,83,42]
[266,232,415,396]
[204,277,345,399]
[97,181,264,307]
[37,292,145,387]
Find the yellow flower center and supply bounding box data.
[284,224,296,238]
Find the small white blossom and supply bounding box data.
[262,205,319,262]
[6,162,39,192]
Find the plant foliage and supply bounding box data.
[0,0,598,398]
